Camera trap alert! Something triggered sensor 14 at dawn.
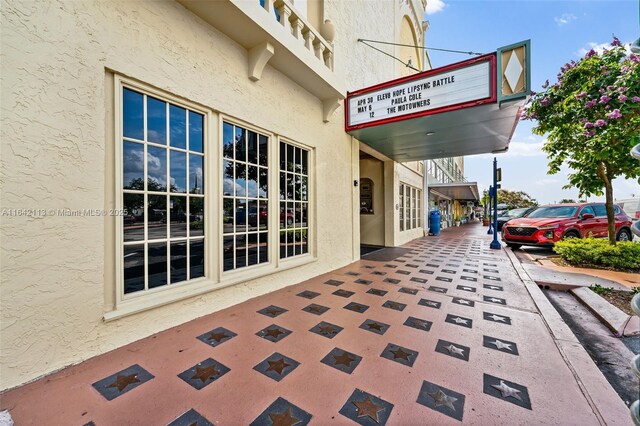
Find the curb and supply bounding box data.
[505,247,632,426]
[570,287,640,337]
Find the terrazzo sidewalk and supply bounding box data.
[0,223,631,425]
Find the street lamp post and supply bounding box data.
[487,185,493,235]
[490,157,502,249]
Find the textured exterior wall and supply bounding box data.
[0,0,425,390]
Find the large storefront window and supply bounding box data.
[121,87,205,295]
[279,142,309,258]
[399,183,422,231]
[222,122,269,271]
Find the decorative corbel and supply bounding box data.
[322,98,341,123]
[248,41,275,82]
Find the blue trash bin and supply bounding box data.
[429,210,441,235]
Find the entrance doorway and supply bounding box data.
[359,151,385,254]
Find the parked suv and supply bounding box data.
[502,203,633,249]
[496,207,536,231]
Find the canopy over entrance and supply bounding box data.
[345,41,531,161]
[429,182,480,201]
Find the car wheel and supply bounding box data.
[616,229,631,241]
[563,231,580,239]
[506,243,521,250]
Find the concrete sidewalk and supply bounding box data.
[0,223,631,425]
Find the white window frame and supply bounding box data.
[399,182,422,232]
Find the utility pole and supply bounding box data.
[490,157,502,249]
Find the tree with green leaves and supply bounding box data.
[558,198,577,204]
[497,189,538,209]
[523,37,640,244]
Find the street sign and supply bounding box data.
[496,168,502,182]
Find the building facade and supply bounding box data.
[0,0,429,390]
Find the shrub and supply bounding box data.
[553,238,640,271]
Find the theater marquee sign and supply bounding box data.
[346,55,495,129]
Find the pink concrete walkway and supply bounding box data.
[1,223,631,425]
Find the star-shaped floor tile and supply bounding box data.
[419,269,435,275]
[344,302,370,313]
[452,297,475,307]
[384,264,397,268]
[483,284,503,291]
[257,305,288,318]
[380,343,418,367]
[302,303,329,316]
[483,295,506,305]
[383,277,401,284]
[355,279,372,285]
[435,339,470,362]
[339,389,394,425]
[483,335,519,355]
[195,326,235,347]
[382,300,407,311]
[484,268,500,273]
[396,269,411,275]
[372,271,387,276]
[333,289,355,298]
[418,298,441,309]
[256,324,292,343]
[167,409,214,426]
[91,364,154,401]
[483,374,532,409]
[253,352,300,382]
[428,286,448,294]
[463,268,478,274]
[406,263,419,268]
[366,288,388,296]
[417,380,466,421]
[324,279,344,286]
[445,314,473,329]
[410,277,428,284]
[435,276,453,282]
[399,287,418,295]
[483,312,512,325]
[249,397,312,426]
[403,316,432,332]
[178,358,230,390]
[346,271,361,276]
[359,319,390,335]
[456,285,476,293]
[296,290,320,299]
[309,321,343,339]
[461,276,478,282]
[441,269,457,274]
[483,275,501,281]
[321,348,363,374]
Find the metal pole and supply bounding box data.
[490,157,502,249]
[487,185,493,235]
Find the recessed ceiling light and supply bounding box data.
[426,131,435,136]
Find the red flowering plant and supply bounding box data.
[523,37,640,244]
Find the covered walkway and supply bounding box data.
[1,223,629,425]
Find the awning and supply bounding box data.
[429,182,480,201]
[345,41,530,162]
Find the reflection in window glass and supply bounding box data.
[122,85,205,295]
[222,122,269,271]
[280,141,309,259]
[399,183,422,232]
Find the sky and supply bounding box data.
[424,0,640,204]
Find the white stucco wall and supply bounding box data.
[0,0,424,390]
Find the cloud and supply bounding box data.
[577,41,632,57]
[554,13,576,26]
[471,139,547,159]
[425,0,446,15]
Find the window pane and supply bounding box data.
[279,172,286,201]
[169,105,186,149]
[300,203,308,227]
[301,176,308,201]
[235,199,247,233]
[170,196,187,238]
[170,150,187,193]
[235,163,246,197]
[248,200,258,232]
[287,173,294,201]
[189,111,204,153]
[124,244,145,294]
[295,147,302,173]
[147,96,167,145]
[189,154,204,194]
[223,122,234,159]
[247,233,258,266]
[259,135,268,166]
[234,126,245,161]
[593,205,607,217]
[259,232,268,263]
[223,198,234,234]
[189,197,204,237]
[248,166,258,198]
[287,144,294,172]
[301,149,308,174]
[190,240,204,279]
[123,141,144,190]
[235,235,247,269]
[280,201,287,229]
[148,242,167,289]
[280,142,286,171]
[248,131,258,164]
[301,229,308,254]
[123,193,144,242]
[147,146,167,192]
[123,88,144,140]
[279,230,287,259]
[170,241,187,284]
[147,195,167,240]
[258,167,268,198]
[223,236,234,271]
[223,160,234,196]
[259,200,268,230]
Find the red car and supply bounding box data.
[502,203,633,249]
